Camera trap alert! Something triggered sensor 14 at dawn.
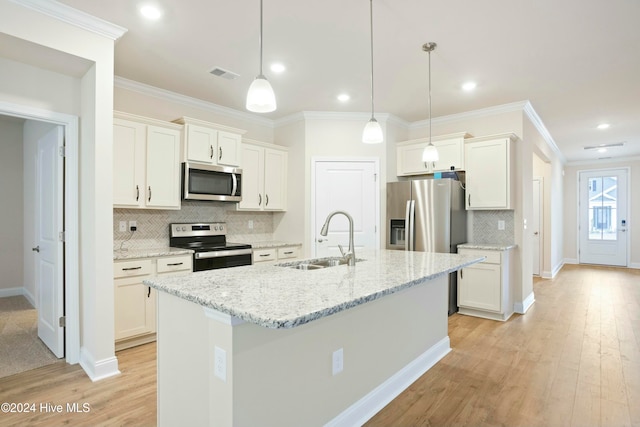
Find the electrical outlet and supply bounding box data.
[498,220,505,231]
[214,346,227,382]
[119,221,127,232]
[248,220,254,230]
[332,348,344,376]
[129,220,137,231]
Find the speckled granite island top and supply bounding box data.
[144,249,484,329]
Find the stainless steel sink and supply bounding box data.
[277,257,362,270]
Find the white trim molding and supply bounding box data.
[0,287,24,298]
[522,101,566,164]
[514,292,536,314]
[11,0,127,40]
[79,348,120,382]
[325,336,451,427]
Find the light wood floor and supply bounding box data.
[1,264,638,426]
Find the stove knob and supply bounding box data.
[214,225,218,231]
[181,226,187,231]
[219,225,224,231]
[175,226,180,232]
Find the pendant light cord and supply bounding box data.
[259,0,264,78]
[369,0,375,120]
[428,48,432,144]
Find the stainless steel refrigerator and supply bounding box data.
[386,178,467,315]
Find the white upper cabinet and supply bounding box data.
[175,117,245,167]
[396,132,470,176]
[464,134,517,210]
[238,139,288,212]
[113,112,182,210]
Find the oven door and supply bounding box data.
[193,249,253,271]
[183,162,242,202]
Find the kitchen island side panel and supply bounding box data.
[158,275,448,426]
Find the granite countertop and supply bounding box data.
[144,249,484,329]
[114,247,194,260]
[458,243,517,251]
[249,241,303,249]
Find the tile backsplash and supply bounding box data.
[468,210,515,246]
[114,201,274,251]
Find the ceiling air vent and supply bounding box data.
[209,67,240,80]
[583,142,625,150]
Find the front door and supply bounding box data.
[36,125,65,358]
[579,169,628,267]
[312,159,379,257]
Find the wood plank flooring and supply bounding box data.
[0,264,638,426]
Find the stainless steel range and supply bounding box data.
[169,222,252,271]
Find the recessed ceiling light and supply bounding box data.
[462,81,477,91]
[337,93,350,102]
[597,123,610,130]
[598,148,607,153]
[140,4,162,20]
[270,63,286,73]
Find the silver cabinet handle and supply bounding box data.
[210,145,214,159]
[468,194,471,206]
[258,194,262,206]
[460,268,463,279]
[136,185,140,201]
[283,251,294,255]
[148,186,152,202]
[32,246,40,252]
[219,147,222,161]
[166,262,184,266]
[265,194,269,206]
[122,266,142,271]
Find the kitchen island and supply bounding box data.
[145,249,483,427]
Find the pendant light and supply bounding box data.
[362,0,383,144]
[422,42,439,162]
[246,0,276,113]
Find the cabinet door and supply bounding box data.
[185,124,216,164]
[238,144,264,210]
[114,276,155,339]
[113,118,145,208]
[263,148,287,211]
[397,143,431,176]
[458,263,502,312]
[433,138,464,171]
[146,125,181,209]
[217,131,242,166]
[465,138,509,209]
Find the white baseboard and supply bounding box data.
[325,336,451,427]
[629,262,640,269]
[563,258,578,265]
[541,261,565,279]
[514,291,535,314]
[0,287,25,298]
[79,347,120,382]
[23,288,36,307]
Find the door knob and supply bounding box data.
[534,231,539,235]
[32,246,40,252]
[317,238,326,243]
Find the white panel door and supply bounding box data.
[532,177,542,276]
[313,160,378,258]
[36,126,64,358]
[579,169,628,266]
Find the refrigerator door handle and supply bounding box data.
[405,200,411,251]
[408,200,416,251]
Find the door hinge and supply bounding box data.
[374,173,377,182]
[58,146,66,157]
[59,231,65,242]
[59,316,66,327]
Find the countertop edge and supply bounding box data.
[458,243,517,251]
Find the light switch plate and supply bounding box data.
[498,220,505,230]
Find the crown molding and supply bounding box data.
[409,101,529,129]
[11,0,127,40]
[522,101,566,164]
[114,76,274,128]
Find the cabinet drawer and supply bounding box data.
[253,248,277,262]
[114,259,153,278]
[157,255,192,274]
[277,246,299,260]
[459,249,501,264]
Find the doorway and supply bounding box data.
[578,168,629,266]
[311,158,380,257]
[0,103,80,365]
[532,177,543,276]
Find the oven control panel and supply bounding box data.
[170,222,226,238]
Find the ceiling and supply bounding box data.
[47,0,640,162]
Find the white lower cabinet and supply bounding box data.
[253,245,300,264]
[457,247,514,321]
[114,254,192,350]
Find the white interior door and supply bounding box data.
[36,125,65,358]
[313,160,378,258]
[579,169,628,267]
[532,177,542,276]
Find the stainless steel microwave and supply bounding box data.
[182,162,242,202]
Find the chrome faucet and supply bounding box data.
[320,210,356,266]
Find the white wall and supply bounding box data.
[563,159,640,268]
[1,0,120,378]
[0,117,24,295]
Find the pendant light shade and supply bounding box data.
[362,0,383,144]
[363,117,384,144]
[421,42,438,162]
[246,0,276,113]
[246,75,276,113]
